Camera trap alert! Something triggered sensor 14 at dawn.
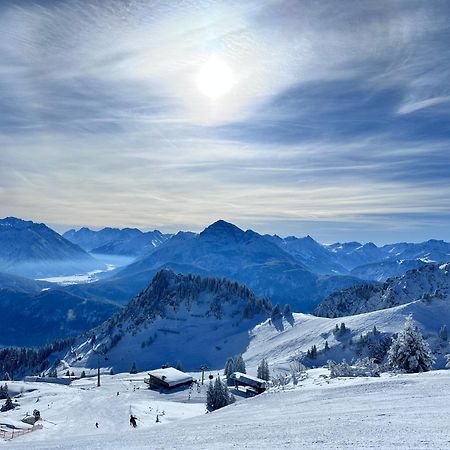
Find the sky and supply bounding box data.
[0,0,450,244]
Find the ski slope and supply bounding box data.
[244,297,450,371]
[2,369,450,449]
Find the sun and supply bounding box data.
[196,56,234,99]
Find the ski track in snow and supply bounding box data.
[2,369,450,449]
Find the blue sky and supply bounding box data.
[0,0,449,244]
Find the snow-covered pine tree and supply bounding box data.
[324,340,330,351]
[388,315,435,373]
[263,359,270,380]
[80,370,86,378]
[257,359,270,381]
[175,360,183,371]
[206,380,215,410]
[224,357,234,379]
[206,377,234,411]
[130,361,138,374]
[233,355,246,374]
[0,394,14,412]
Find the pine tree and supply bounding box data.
[233,355,246,374]
[224,357,234,379]
[283,304,292,317]
[388,315,435,373]
[109,368,114,375]
[0,384,7,400]
[175,360,183,371]
[257,359,270,381]
[439,325,448,341]
[324,340,330,351]
[271,304,281,319]
[129,361,138,374]
[66,370,70,377]
[206,377,234,411]
[80,370,86,378]
[0,394,14,412]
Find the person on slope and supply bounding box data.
[130,415,137,428]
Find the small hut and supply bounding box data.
[230,372,266,395]
[144,367,193,390]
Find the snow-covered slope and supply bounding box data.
[244,297,450,371]
[3,368,450,449]
[315,263,450,318]
[64,269,272,372]
[0,217,101,278]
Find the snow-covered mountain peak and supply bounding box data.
[199,220,245,241]
[67,270,272,371]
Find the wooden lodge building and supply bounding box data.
[144,367,194,390]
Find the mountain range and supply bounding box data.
[0,217,102,278]
[63,226,172,257]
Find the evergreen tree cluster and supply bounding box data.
[206,376,235,411]
[388,316,435,373]
[257,359,270,381]
[333,322,348,339]
[354,326,392,363]
[0,337,75,379]
[439,324,448,341]
[306,345,318,359]
[224,355,246,379]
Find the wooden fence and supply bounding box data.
[0,423,43,440]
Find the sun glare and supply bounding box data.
[196,56,234,99]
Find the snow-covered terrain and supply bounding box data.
[64,269,272,372]
[315,263,450,318]
[2,369,450,449]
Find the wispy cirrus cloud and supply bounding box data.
[0,0,449,243]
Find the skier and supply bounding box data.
[95,422,99,428]
[130,415,137,428]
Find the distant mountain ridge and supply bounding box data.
[111,220,364,311]
[63,226,172,257]
[0,217,101,278]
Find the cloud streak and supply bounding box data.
[0,0,449,243]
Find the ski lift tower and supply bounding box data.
[91,339,108,387]
[199,365,209,385]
